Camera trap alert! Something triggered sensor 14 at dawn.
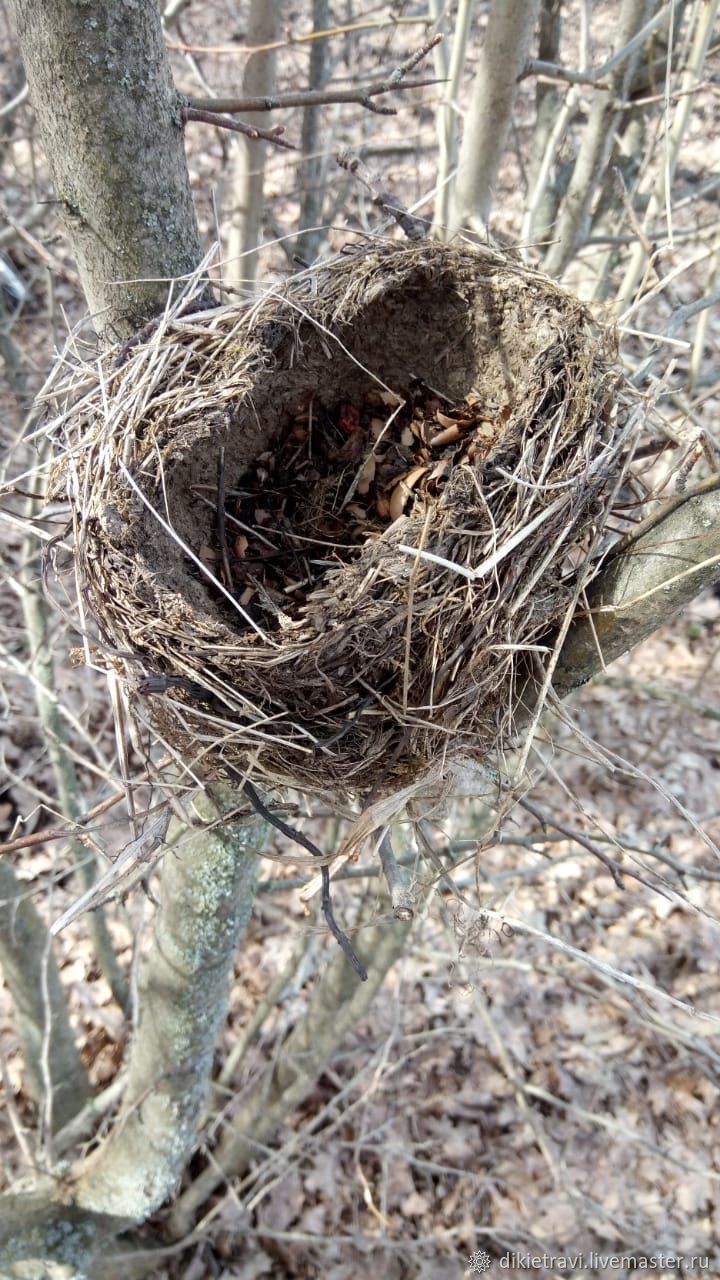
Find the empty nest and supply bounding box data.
[46,240,631,807]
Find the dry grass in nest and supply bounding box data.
[43,239,635,813]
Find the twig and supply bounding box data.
[186,77,441,117]
[542,0,653,278]
[336,150,429,241]
[630,288,720,385]
[519,798,626,889]
[378,832,415,921]
[615,0,720,313]
[0,791,119,857]
[429,0,473,233]
[50,809,172,936]
[0,199,80,285]
[181,106,296,149]
[166,14,436,57]
[605,473,720,560]
[522,58,608,88]
[524,0,686,92]
[0,81,29,119]
[295,0,331,262]
[186,32,442,119]
[240,777,368,981]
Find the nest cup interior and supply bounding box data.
[162,252,533,609]
[65,243,621,799]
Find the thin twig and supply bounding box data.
[519,797,626,889]
[240,777,368,981]
[0,81,29,119]
[0,789,127,857]
[336,150,429,240]
[182,106,296,149]
[522,58,608,88]
[166,14,436,57]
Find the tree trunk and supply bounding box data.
[225,0,280,289]
[295,0,331,262]
[10,0,202,340]
[448,0,541,235]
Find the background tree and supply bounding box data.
[0,0,718,1275]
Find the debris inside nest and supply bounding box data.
[195,382,514,632]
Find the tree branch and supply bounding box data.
[185,77,441,117]
[169,886,420,1235]
[182,105,295,150]
[185,31,443,117]
[295,0,331,262]
[542,0,651,278]
[0,859,91,1133]
[336,149,430,240]
[554,485,720,695]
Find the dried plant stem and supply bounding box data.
[336,150,430,240]
[378,831,415,921]
[240,778,368,980]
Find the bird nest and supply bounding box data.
[46,240,630,810]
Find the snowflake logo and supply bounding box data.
[468,1250,492,1274]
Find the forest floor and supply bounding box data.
[1,2,719,1277]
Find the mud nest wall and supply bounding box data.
[49,241,628,803]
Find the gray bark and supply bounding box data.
[526,0,563,244]
[0,801,262,1273]
[9,0,202,340]
[555,485,720,695]
[71,794,261,1220]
